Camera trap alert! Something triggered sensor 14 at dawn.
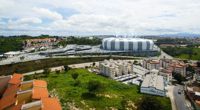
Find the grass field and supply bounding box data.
[25,69,171,110]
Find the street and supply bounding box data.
[173,85,189,110]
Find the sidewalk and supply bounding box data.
[166,85,177,110]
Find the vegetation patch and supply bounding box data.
[24,69,171,110]
[161,47,200,60]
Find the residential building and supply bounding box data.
[0,73,61,110]
[99,59,133,78]
[132,64,149,77]
[24,38,58,50]
[143,58,186,77]
[170,62,186,77]
[160,68,173,82]
[143,59,160,70]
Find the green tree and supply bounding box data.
[87,80,103,94]
[137,96,163,110]
[55,70,60,74]
[71,73,79,80]
[133,60,138,64]
[43,68,51,77]
[173,71,184,84]
[197,61,200,67]
[186,65,195,73]
[64,65,70,71]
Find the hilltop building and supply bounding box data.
[24,38,59,50]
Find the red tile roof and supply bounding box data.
[8,74,23,85]
[32,87,48,100]
[3,84,20,96]
[41,98,62,110]
[0,93,16,110]
[33,80,47,87]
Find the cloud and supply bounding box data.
[32,7,63,20]
[0,0,200,36]
[10,17,42,24]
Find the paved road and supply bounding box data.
[152,45,173,59]
[173,85,188,110]
[159,50,173,59]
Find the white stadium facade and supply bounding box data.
[102,38,154,52]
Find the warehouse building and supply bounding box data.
[140,73,166,96]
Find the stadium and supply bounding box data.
[40,37,159,57]
[102,37,154,52]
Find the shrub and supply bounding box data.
[137,96,163,110]
[56,70,61,74]
[87,80,103,94]
[43,68,51,77]
[64,65,70,71]
[71,73,79,80]
[74,80,81,86]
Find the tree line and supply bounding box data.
[57,36,102,46]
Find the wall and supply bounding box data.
[17,91,32,104]
[20,82,33,91]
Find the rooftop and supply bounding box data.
[8,73,23,85]
[3,84,19,96]
[41,98,62,110]
[32,87,49,99]
[149,60,160,64]
[33,80,47,88]
[0,93,16,110]
[141,74,164,91]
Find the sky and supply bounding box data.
[0,0,200,36]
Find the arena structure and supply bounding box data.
[102,37,154,52]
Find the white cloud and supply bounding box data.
[32,7,63,20]
[0,0,200,35]
[11,17,42,24]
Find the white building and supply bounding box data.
[3,51,22,58]
[140,73,165,96]
[132,64,149,77]
[99,59,133,78]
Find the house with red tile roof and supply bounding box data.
[24,38,58,50]
[0,74,62,110]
